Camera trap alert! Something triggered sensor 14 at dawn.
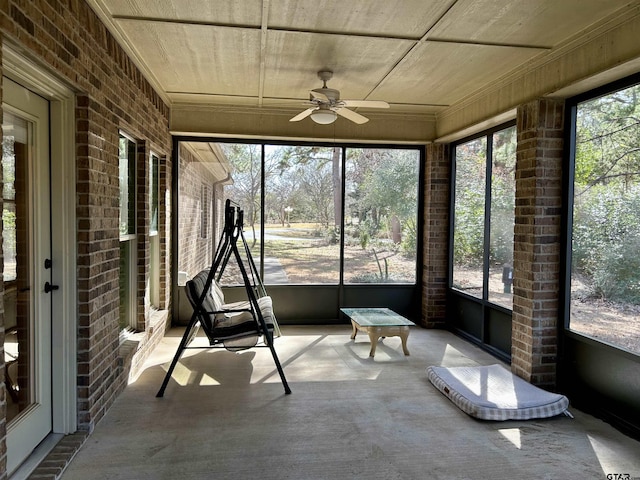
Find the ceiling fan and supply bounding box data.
[289,70,389,125]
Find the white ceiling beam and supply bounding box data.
[258,0,270,106]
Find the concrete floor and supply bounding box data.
[61,325,640,479]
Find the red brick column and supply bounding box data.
[422,143,450,328]
[512,99,564,388]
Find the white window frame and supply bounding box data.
[149,151,160,308]
[119,131,137,332]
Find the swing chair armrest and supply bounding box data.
[200,308,251,315]
[216,297,274,324]
[220,308,252,314]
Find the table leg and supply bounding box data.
[399,326,410,355]
[350,320,358,340]
[367,327,381,357]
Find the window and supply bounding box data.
[452,137,487,298]
[488,128,517,308]
[119,133,137,330]
[452,125,516,309]
[149,152,160,308]
[344,148,420,284]
[220,143,262,284]
[568,80,640,355]
[150,153,159,235]
[212,142,421,286]
[262,144,341,284]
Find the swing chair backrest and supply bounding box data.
[185,271,222,328]
[186,269,275,347]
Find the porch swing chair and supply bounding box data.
[156,199,291,397]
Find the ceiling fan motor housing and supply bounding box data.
[317,70,333,82]
[311,87,340,102]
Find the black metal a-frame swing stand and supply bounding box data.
[156,200,291,397]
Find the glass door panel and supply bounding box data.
[3,77,52,475]
[3,110,31,422]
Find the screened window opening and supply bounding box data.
[218,143,263,285]
[452,125,516,309]
[344,148,420,284]
[569,81,640,355]
[261,145,341,284]
[488,128,517,309]
[179,141,421,287]
[452,136,487,299]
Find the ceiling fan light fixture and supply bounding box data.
[310,109,337,124]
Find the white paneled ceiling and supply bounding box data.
[87,0,635,130]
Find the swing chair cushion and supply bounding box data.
[212,296,274,340]
[186,270,274,344]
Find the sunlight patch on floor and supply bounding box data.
[587,433,640,476]
[162,362,192,387]
[250,332,387,384]
[498,428,522,449]
[442,343,480,367]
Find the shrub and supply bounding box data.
[359,230,370,249]
[572,186,640,303]
[324,227,340,245]
[400,218,417,257]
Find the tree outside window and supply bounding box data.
[569,82,640,354]
[219,143,420,285]
[452,125,516,309]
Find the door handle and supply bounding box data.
[44,282,59,293]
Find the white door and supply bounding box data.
[3,77,53,475]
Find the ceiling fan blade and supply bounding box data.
[310,90,330,102]
[342,100,390,109]
[335,107,369,124]
[289,108,317,122]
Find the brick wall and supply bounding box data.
[177,144,217,279]
[422,143,450,327]
[0,1,172,473]
[512,98,564,388]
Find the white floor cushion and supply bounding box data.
[427,364,570,421]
